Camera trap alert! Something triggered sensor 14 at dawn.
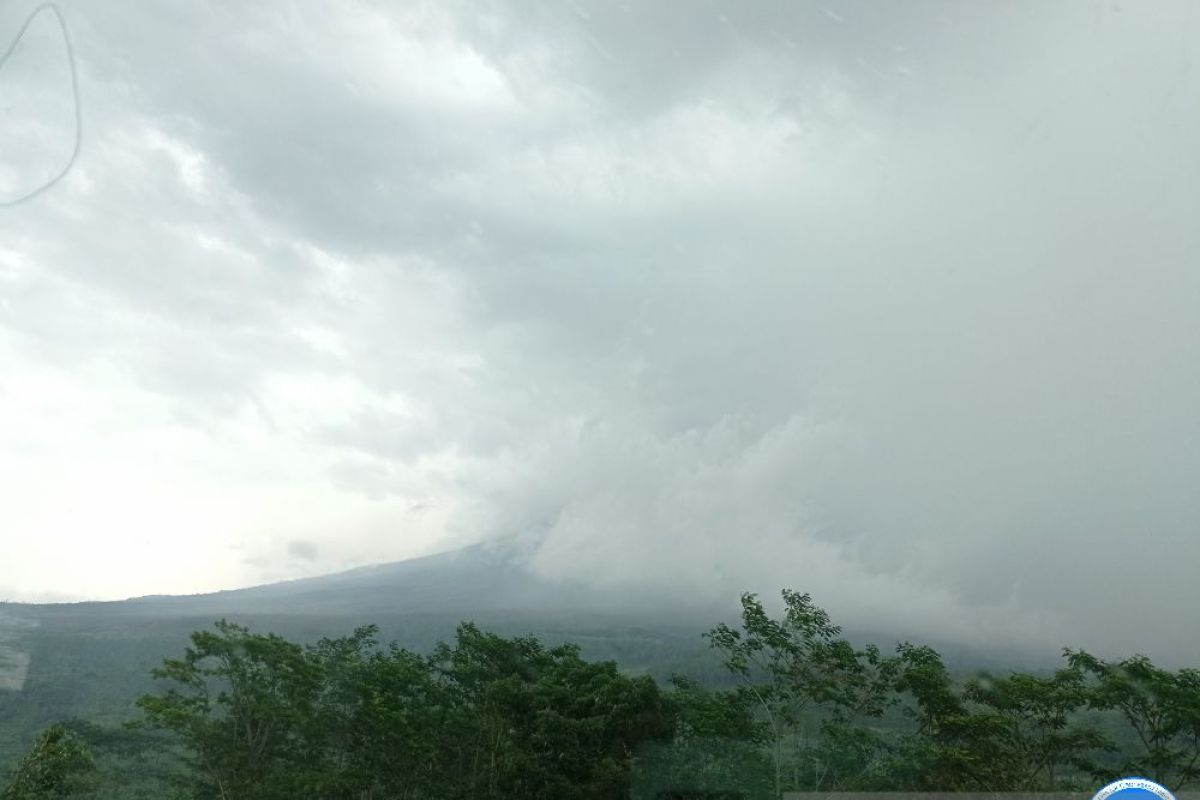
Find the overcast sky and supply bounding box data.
[1,0,1198,659]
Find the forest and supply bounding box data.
[2,590,1196,800]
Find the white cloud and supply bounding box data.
[0,0,1197,660]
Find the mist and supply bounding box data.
[1,0,1198,661]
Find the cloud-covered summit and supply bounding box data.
[1,1,1197,660]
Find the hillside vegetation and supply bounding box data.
[0,589,1193,800]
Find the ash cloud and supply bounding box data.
[0,0,1197,660]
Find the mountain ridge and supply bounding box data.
[0,539,1055,671]
[6,539,720,627]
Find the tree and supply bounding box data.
[963,665,1107,789]
[0,724,97,800]
[309,627,456,799]
[632,675,773,800]
[706,591,903,796]
[137,619,676,800]
[876,642,1016,791]
[57,718,185,800]
[431,622,675,800]
[135,619,324,799]
[1068,650,1200,790]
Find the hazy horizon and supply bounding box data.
[2,1,1198,661]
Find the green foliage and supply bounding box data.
[134,619,677,800]
[1068,649,1200,790]
[705,591,904,795]
[134,620,324,799]
[8,593,1200,799]
[866,645,1104,792]
[704,594,1120,797]
[0,610,720,773]
[433,622,676,799]
[58,720,185,800]
[632,676,772,800]
[0,724,96,799]
[875,641,1013,790]
[962,665,1108,789]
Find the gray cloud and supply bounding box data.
[1,0,1197,660]
[287,539,319,562]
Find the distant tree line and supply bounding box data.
[4,590,1200,799]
